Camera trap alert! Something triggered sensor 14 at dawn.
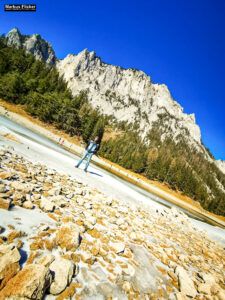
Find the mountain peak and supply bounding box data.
[5,28,56,65]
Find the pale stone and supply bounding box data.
[40,198,55,212]
[0,245,21,281]
[22,200,33,209]
[39,224,49,231]
[111,242,125,254]
[0,198,10,210]
[175,266,197,298]
[81,251,95,265]
[176,292,187,300]
[10,181,32,192]
[56,223,80,251]
[0,264,52,299]
[198,283,211,295]
[0,184,6,193]
[49,258,74,295]
[48,187,61,196]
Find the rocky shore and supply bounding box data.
[1,102,225,229]
[0,145,225,299]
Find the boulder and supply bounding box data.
[0,184,6,193]
[40,198,55,212]
[111,242,125,254]
[0,198,10,210]
[0,171,13,180]
[49,196,66,207]
[48,187,61,196]
[0,245,21,281]
[10,181,32,192]
[49,258,74,295]
[56,223,80,251]
[0,264,52,299]
[81,251,95,265]
[175,266,197,298]
[23,200,33,209]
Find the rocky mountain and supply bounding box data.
[2,28,225,215]
[56,50,202,148]
[6,28,201,148]
[5,28,56,65]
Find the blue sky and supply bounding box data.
[0,0,225,160]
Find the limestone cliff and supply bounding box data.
[5,28,56,65]
[56,50,201,149]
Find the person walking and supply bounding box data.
[75,136,100,172]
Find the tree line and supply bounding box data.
[100,122,225,216]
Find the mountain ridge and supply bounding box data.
[1,28,225,216]
[4,28,225,171]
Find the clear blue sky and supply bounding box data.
[1,0,225,160]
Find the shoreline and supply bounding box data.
[0,100,225,228]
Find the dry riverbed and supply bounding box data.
[0,146,225,300]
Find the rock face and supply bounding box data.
[56,49,201,146]
[5,28,202,148]
[49,258,74,295]
[0,264,52,299]
[5,28,56,65]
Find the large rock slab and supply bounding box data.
[56,223,80,251]
[49,258,74,295]
[0,244,21,281]
[0,264,52,299]
[175,266,197,298]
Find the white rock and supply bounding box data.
[175,266,197,298]
[23,200,33,209]
[49,258,74,295]
[0,263,52,299]
[40,197,55,212]
[111,242,125,254]
[0,245,21,280]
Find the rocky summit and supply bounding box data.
[0,146,225,299]
[56,49,201,147]
[5,28,57,65]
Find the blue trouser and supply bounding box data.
[77,151,93,170]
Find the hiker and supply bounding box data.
[75,136,100,172]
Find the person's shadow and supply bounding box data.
[89,171,103,177]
